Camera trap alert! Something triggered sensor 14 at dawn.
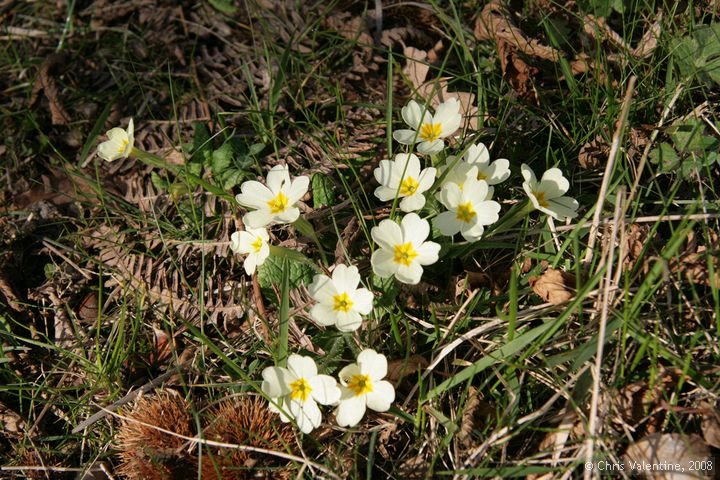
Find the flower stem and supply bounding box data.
[293,217,329,266]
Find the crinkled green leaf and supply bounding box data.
[208,0,237,15]
[672,23,720,86]
[249,142,265,156]
[191,122,212,164]
[311,173,335,208]
[151,171,168,191]
[649,143,680,172]
[668,118,719,152]
[258,253,314,290]
[221,169,245,190]
[211,143,233,175]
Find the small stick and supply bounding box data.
[584,188,624,479]
[583,76,636,265]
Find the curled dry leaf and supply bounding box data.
[528,268,576,305]
[578,132,610,170]
[30,53,71,126]
[474,1,560,62]
[624,433,713,479]
[386,355,429,387]
[612,367,681,435]
[669,230,720,288]
[458,387,495,447]
[699,401,720,449]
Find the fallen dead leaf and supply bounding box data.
[528,268,576,305]
[613,368,681,435]
[458,387,495,447]
[30,53,71,125]
[386,355,429,387]
[624,433,713,479]
[578,132,610,170]
[699,401,720,449]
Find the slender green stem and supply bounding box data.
[278,257,290,367]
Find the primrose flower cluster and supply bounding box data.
[261,349,394,432]
[94,100,580,435]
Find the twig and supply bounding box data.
[583,76,636,265]
[584,188,624,479]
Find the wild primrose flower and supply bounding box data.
[434,177,501,242]
[308,264,374,332]
[442,143,510,189]
[335,349,395,428]
[393,99,462,155]
[230,228,270,275]
[261,354,341,434]
[97,118,134,162]
[235,165,309,228]
[370,213,440,285]
[373,153,436,212]
[521,164,579,221]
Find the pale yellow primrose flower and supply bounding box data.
[393,99,462,155]
[521,164,579,221]
[235,165,309,228]
[434,176,501,242]
[441,142,510,189]
[370,213,440,285]
[261,354,341,434]
[335,349,395,428]
[230,227,269,275]
[97,118,134,162]
[308,264,374,332]
[373,153,436,212]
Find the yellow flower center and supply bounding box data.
[289,377,312,402]
[251,236,264,253]
[419,122,442,142]
[477,171,487,180]
[117,138,129,154]
[533,190,549,208]
[399,176,419,196]
[393,242,418,267]
[347,373,373,396]
[333,292,353,313]
[456,202,476,224]
[267,191,289,214]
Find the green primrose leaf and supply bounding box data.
[311,173,336,208]
[257,253,315,290]
[649,143,680,172]
[672,23,720,86]
[211,143,233,175]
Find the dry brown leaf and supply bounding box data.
[474,1,561,62]
[699,401,720,449]
[613,368,680,434]
[528,268,576,304]
[0,401,26,440]
[386,355,429,387]
[458,387,495,447]
[668,231,720,288]
[0,273,23,312]
[497,40,539,103]
[624,433,713,479]
[578,132,610,170]
[30,54,71,125]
